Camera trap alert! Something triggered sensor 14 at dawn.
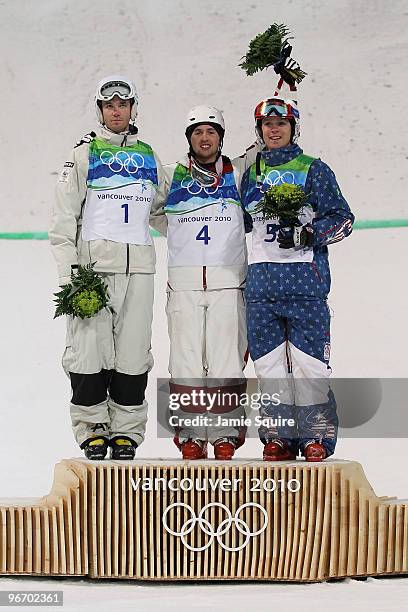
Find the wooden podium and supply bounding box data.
[1,459,407,582]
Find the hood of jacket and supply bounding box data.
[96,124,139,147]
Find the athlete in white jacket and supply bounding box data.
[163,106,256,460]
[50,75,166,460]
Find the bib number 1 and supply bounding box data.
[196,225,211,245]
[121,203,129,224]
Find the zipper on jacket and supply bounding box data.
[202,266,207,290]
[311,261,322,282]
[126,243,130,275]
[284,321,292,374]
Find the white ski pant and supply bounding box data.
[63,272,154,447]
[166,288,248,444]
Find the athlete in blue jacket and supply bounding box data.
[241,83,354,461]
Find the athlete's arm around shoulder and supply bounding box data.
[232,141,261,194]
[49,139,90,286]
[149,150,170,236]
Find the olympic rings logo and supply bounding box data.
[100,150,145,175]
[257,170,295,193]
[181,175,225,196]
[162,502,268,552]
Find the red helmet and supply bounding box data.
[254,78,301,143]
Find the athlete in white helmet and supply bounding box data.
[50,75,166,460]
[162,105,253,460]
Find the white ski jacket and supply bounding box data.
[162,146,259,291]
[50,126,167,286]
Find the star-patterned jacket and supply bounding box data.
[241,144,354,298]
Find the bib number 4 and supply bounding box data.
[196,225,211,245]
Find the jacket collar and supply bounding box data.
[261,144,303,166]
[96,124,139,147]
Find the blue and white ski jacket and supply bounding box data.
[241,144,354,299]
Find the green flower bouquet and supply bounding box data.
[254,183,308,225]
[239,23,306,86]
[53,263,109,319]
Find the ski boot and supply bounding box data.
[111,436,137,460]
[181,439,208,460]
[214,437,236,460]
[304,441,327,462]
[81,437,109,460]
[263,439,296,461]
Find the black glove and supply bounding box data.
[277,224,314,249]
[75,131,96,148]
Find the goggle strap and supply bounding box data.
[255,152,262,187]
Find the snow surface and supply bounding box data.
[0,0,408,610]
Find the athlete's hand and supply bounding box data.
[277,224,314,249]
[75,131,96,148]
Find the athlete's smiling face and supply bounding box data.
[101,96,132,133]
[261,117,292,150]
[190,124,220,164]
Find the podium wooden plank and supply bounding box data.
[289,465,302,578]
[386,503,397,573]
[356,490,369,575]
[0,508,6,573]
[23,507,33,574]
[49,507,59,574]
[15,508,24,573]
[112,465,120,577]
[338,471,350,576]
[296,466,310,579]
[40,507,50,574]
[56,500,66,575]
[32,507,41,574]
[377,504,387,574]
[7,508,15,573]
[346,476,358,575]
[119,466,127,577]
[318,465,332,580]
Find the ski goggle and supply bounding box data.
[254,99,299,120]
[189,156,222,187]
[98,80,134,101]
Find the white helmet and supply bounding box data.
[95,75,138,124]
[185,105,225,139]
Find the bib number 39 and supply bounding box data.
[196,225,211,245]
[264,223,280,243]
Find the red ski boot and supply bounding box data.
[263,439,296,461]
[214,438,236,460]
[304,441,327,462]
[181,439,208,460]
